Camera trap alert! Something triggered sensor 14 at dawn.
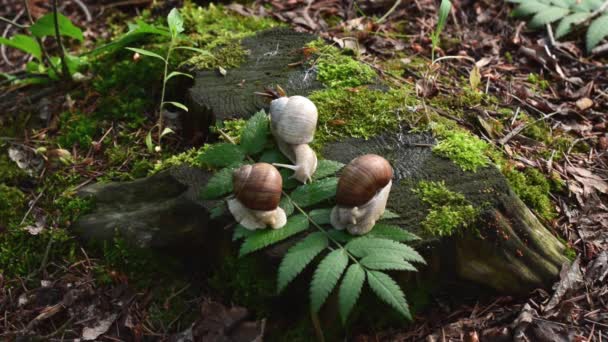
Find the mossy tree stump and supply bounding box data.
[72,28,568,323]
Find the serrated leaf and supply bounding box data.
[0,35,42,61]
[338,264,365,323]
[512,2,552,17]
[163,101,188,112]
[279,197,294,216]
[126,47,165,61]
[198,143,245,168]
[380,209,400,220]
[310,249,349,312]
[309,208,332,225]
[277,232,328,292]
[240,110,269,155]
[209,202,226,219]
[259,148,290,164]
[233,225,255,241]
[167,8,184,37]
[587,14,608,51]
[555,12,589,38]
[529,7,570,28]
[346,237,426,264]
[549,0,573,8]
[360,255,417,271]
[279,168,300,190]
[368,224,420,242]
[289,177,338,208]
[30,13,84,41]
[327,229,354,243]
[165,71,192,82]
[202,166,238,199]
[367,271,411,319]
[239,214,309,256]
[313,160,344,180]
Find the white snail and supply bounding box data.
[330,154,393,235]
[269,95,318,183]
[227,163,287,230]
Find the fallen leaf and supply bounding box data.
[543,258,584,313]
[82,313,117,340]
[575,97,593,111]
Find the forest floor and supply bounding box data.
[0,0,607,341]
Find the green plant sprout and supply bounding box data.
[126,8,210,152]
[431,0,452,63]
[507,0,608,52]
[200,110,424,328]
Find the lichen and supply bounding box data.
[430,122,490,172]
[413,180,479,237]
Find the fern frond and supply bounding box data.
[368,224,420,242]
[367,270,411,320]
[380,209,400,220]
[239,214,309,256]
[327,229,354,243]
[232,224,254,241]
[279,197,294,216]
[345,237,426,265]
[308,208,332,225]
[555,12,589,38]
[310,249,349,312]
[338,264,365,324]
[277,232,328,293]
[313,160,344,181]
[289,177,338,208]
[587,14,608,51]
[512,2,552,17]
[529,7,570,28]
[360,255,417,271]
[240,110,269,155]
[201,166,239,199]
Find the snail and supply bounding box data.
[227,163,287,230]
[330,154,393,235]
[269,95,318,183]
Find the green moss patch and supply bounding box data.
[413,180,479,237]
[0,184,26,227]
[504,167,557,220]
[430,122,490,172]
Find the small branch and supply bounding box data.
[376,0,402,24]
[52,0,71,80]
[0,15,28,29]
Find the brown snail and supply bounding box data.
[330,154,393,235]
[227,163,287,230]
[269,95,318,183]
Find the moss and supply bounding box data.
[57,111,98,149]
[413,180,479,237]
[216,118,247,143]
[430,122,490,172]
[150,146,210,175]
[504,167,556,220]
[55,197,94,227]
[527,73,550,91]
[309,87,416,146]
[564,246,577,261]
[0,184,26,227]
[0,151,28,185]
[183,41,249,70]
[182,2,280,50]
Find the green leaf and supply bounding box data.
[367,271,411,319]
[209,202,226,219]
[512,2,552,17]
[145,131,154,153]
[233,225,255,241]
[174,46,212,54]
[30,13,84,41]
[89,20,170,56]
[312,160,344,181]
[162,101,189,112]
[165,71,193,82]
[380,209,400,220]
[240,110,269,155]
[345,237,426,264]
[279,197,294,217]
[529,7,570,28]
[239,214,309,256]
[125,47,166,61]
[360,255,417,271]
[327,229,354,243]
[289,177,338,208]
[555,12,589,38]
[202,166,238,199]
[277,232,328,293]
[338,264,365,324]
[259,148,290,164]
[368,224,420,242]
[310,249,349,312]
[308,208,332,225]
[436,0,452,34]
[587,14,608,51]
[198,143,245,168]
[0,35,41,61]
[167,8,184,37]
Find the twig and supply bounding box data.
[1,10,25,67]
[19,189,45,225]
[376,0,402,24]
[0,15,28,29]
[71,0,92,22]
[52,0,71,80]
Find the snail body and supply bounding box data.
[227,163,287,230]
[269,95,318,183]
[330,154,393,235]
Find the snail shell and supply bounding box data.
[270,95,318,145]
[233,163,282,211]
[335,154,393,207]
